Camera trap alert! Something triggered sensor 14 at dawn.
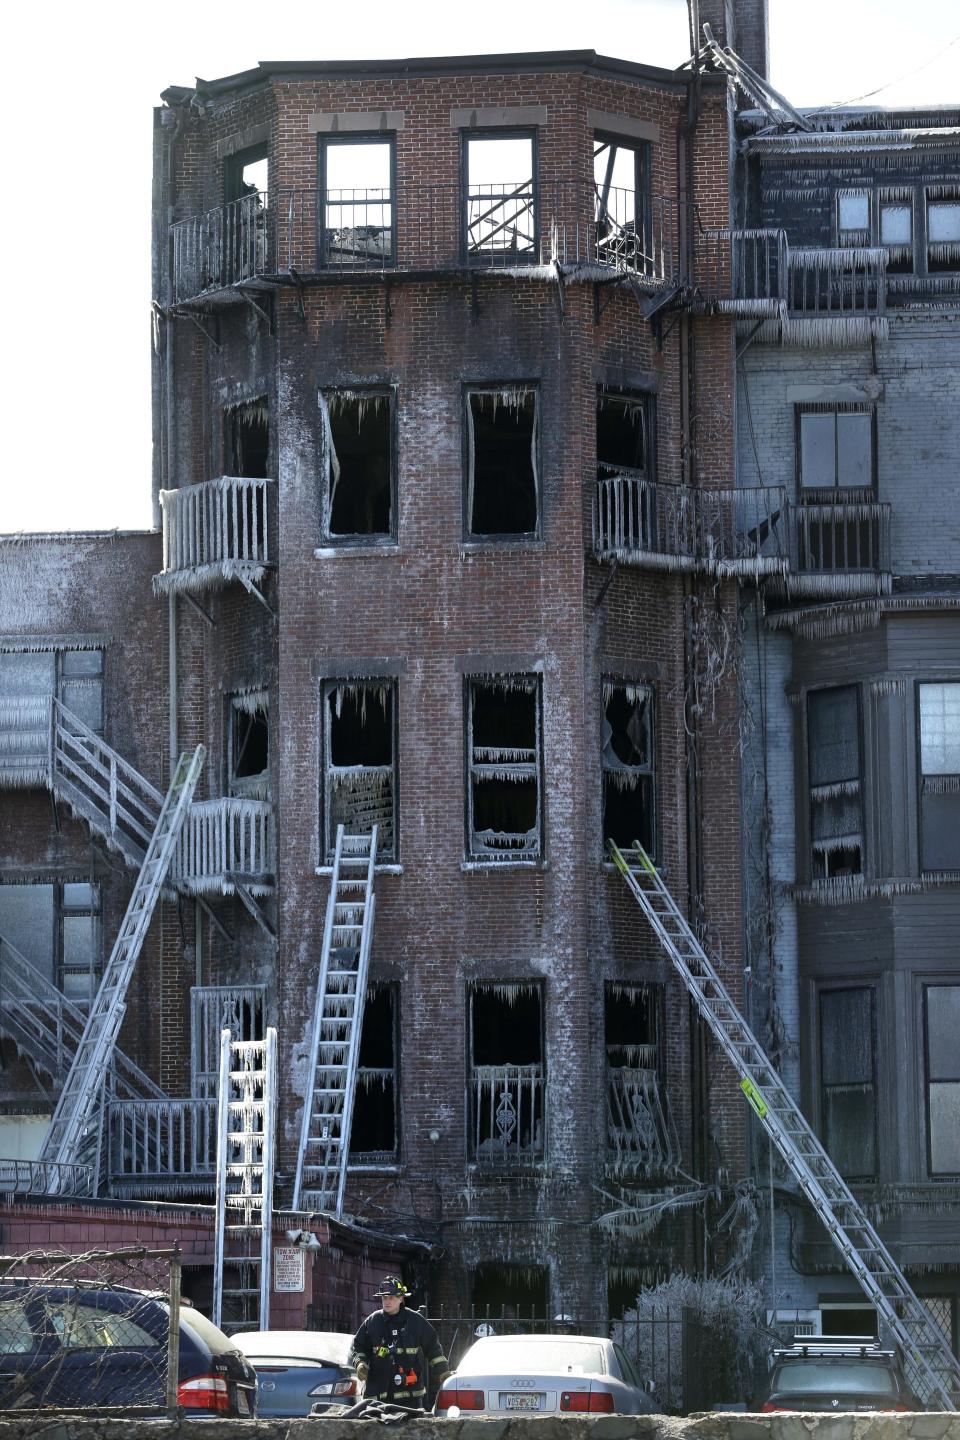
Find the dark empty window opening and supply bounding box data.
[467,677,541,860]
[321,390,394,539]
[471,1263,549,1327]
[820,1306,878,1339]
[597,391,650,479]
[225,398,269,478]
[229,694,269,799]
[807,686,862,880]
[819,987,877,1180]
[602,682,654,856]
[605,983,660,1068]
[608,1265,669,1324]
[926,188,960,273]
[323,681,395,860]
[469,983,544,1163]
[350,984,398,1159]
[919,682,960,872]
[466,388,538,537]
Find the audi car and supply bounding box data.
[232,1329,357,1416]
[435,1333,659,1416]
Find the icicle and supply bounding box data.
[923,774,960,795]
[330,681,390,723]
[230,686,269,716]
[809,779,860,802]
[870,678,906,697]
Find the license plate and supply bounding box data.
[504,1394,543,1411]
[237,1390,251,1415]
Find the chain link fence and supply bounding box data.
[0,1244,181,1415]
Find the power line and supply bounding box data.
[812,30,960,112]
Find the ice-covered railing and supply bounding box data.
[108,1097,219,1197]
[788,501,892,597]
[469,1063,544,1165]
[156,477,275,596]
[697,227,788,312]
[606,1058,681,1173]
[594,475,789,578]
[172,799,275,896]
[170,190,269,304]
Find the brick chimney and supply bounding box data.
[696,0,770,81]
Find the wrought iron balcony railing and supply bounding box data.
[469,1063,544,1166]
[168,183,793,305]
[594,475,789,578]
[787,501,892,596]
[606,1064,681,1173]
[156,477,275,597]
[172,799,275,896]
[108,1097,218,1198]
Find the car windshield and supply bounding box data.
[464,1339,606,1374]
[774,1361,896,1395]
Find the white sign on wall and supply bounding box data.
[274,1246,306,1293]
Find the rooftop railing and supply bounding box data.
[594,475,790,577]
[156,477,275,596]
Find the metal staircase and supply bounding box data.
[38,748,205,1186]
[292,825,378,1216]
[609,840,960,1411]
[0,931,164,1102]
[213,1026,277,1333]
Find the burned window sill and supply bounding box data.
[461,858,548,872]
[347,1161,402,1173]
[315,863,403,877]
[460,539,545,555]
[314,542,400,559]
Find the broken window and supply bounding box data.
[322,681,396,861]
[807,686,862,880]
[926,188,960,273]
[469,983,544,1164]
[471,1263,549,1327]
[819,987,877,1179]
[925,985,960,1177]
[837,191,870,247]
[223,144,269,285]
[320,389,394,540]
[596,390,655,552]
[228,693,269,800]
[918,682,960,872]
[602,682,655,856]
[318,136,394,267]
[466,677,541,861]
[464,132,536,260]
[594,134,650,271]
[349,984,398,1159]
[466,387,538,537]
[225,145,268,205]
[605,983,677,1172]
[0,880,100,1002]
[225,398,269,478]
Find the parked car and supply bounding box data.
[0,1283,256,1416]
[231,1329,357,1417]
[760,1338,919,1413]
[435,1333,659,1416]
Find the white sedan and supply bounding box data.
[435,1334,658,1416]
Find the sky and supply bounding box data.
[3,0,957,534]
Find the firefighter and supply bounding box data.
[351,1276,450,1409]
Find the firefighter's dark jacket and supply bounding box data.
[352,1305,448,1405]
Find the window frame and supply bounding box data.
[460,127,539,265]
[0,877,101,1002]
[805,683,864,882]
[464,673,543,863]
[466,979,546,1166]
[349,981,400,1163]
[593,131,652,273]
[924,187,960,274]
[226,693,270,800]
[224,143,269,206]
[916,680,960,875]
[316,132,397,269]
[817,984,879,1182]
[320,678,398,864]
[923,983,960,1178]
[462,382,541,541]
[319,385,398,544]
[795,404,877,498]
[600,679,656,861]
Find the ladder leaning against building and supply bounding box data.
[609,839,960,1412]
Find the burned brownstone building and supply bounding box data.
[1,6,958,1405]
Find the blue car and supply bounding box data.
[0,1282,257,1415]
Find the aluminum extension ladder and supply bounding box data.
[38,748,206,1184]
[213,1027,277,1333]
[292,825,378,1217]
[609,839,960,1412]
